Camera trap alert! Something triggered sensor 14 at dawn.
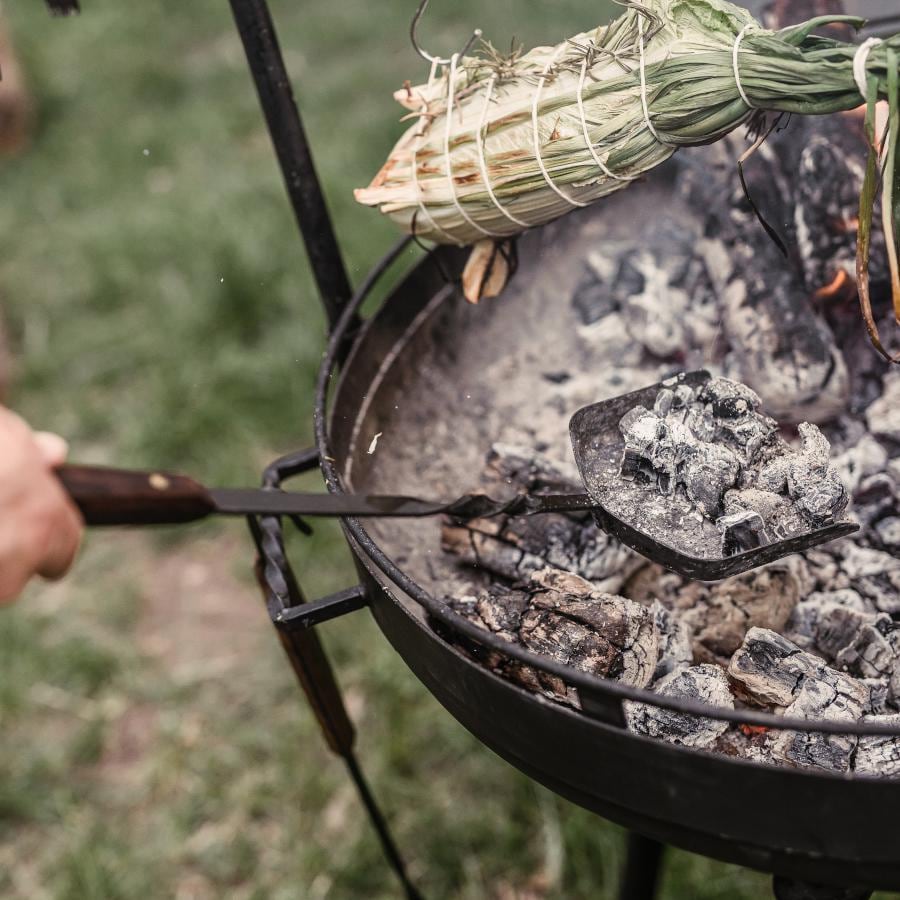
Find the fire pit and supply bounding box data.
[50,0,900,897]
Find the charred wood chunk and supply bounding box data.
[678,564,804,665]
[571,262,617,326]
[866,372,900,444]
[771,676,868,773]
[837,544,900,615]
[854,715,900,778]
[728,627,869,713]
[652,601,692,681]
[483,442,582,496]
[728,628,871,770]
[442,443,639,593]
[521,568,659,689]
[442,586,568,703]
[441,511,637,595]
[625,664,734,749]
[679,131,850,425]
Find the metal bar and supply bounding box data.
[249,454,423,898]
[619,833,665,900]
[344,752,425,900]
[228,0,353,331]
[274,585,367,631]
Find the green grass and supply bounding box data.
[0,2,895,898]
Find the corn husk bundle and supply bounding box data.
[355,0,900,359]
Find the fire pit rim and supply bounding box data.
[312,235,900,742]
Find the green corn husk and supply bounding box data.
[355,0,900,356]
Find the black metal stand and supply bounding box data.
[248,450,422,900]
[619,833,665,900]
[227,0,353,333]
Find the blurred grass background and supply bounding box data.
[0,2,890,898]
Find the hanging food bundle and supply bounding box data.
[354,0,900,359]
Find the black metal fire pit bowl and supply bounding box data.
[231,2,900,899]
[49,1,900,899]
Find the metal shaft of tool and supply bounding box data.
[212,489,596,519]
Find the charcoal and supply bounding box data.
[681,134,850,424]
[680,444,742,518]
[717,510,768,556]
[866,372,900,443]
[521,568,659,689]
[571,264,617,325]
[678,564,804,665]
[441,512,640,596]
[829,618,897,681]
[625,664,733,749]
[783,424,849,526]
[854,716,900,777]
[770,676,866,773]
[837,544,900,615]
[484,442,581,495]
[611,227,719,359]
[617,377,847,542]
[442,443,641,594]
[852,474,896,531]
[728,627,869,712]
[864,679,892,715]
[875,517,900,551]
[651,601,693,680]
[832,435,889,495]
[442,586,560,701]
[785,589,868,651]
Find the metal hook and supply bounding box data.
[410,0,482,66]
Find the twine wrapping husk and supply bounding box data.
[356,0,900,359]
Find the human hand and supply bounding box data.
[0,407,83,603]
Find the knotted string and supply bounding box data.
[475,75,531,230]
[637,14,666,144]
[854,37,883,102]
[531,44,590,208]
[445,53,505,238]
[732,24,757,109]
[411,58,460,243]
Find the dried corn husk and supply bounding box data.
[356,0,900,358]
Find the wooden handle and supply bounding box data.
[57,464,216,526]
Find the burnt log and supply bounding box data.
[676,562,805,665]
[625,664,734,749]
[854,715,900,778]
[521,568,659,690]
[442,443,640,593]
[444,568,662,707]
[729,628,870,772]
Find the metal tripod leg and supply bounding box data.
[248,451,423,900]
[619,833,665,900]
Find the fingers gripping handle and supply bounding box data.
[56,464,216,526]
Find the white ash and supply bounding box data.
[866,371,900,444]
[625,664,734,749]
[854,716,900,778]
[618,378,848,556]
[652,601,693,680]
[440,443,642,595]
[770,677,867,773]
[729,628,871,773]
[378,110,900,774]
